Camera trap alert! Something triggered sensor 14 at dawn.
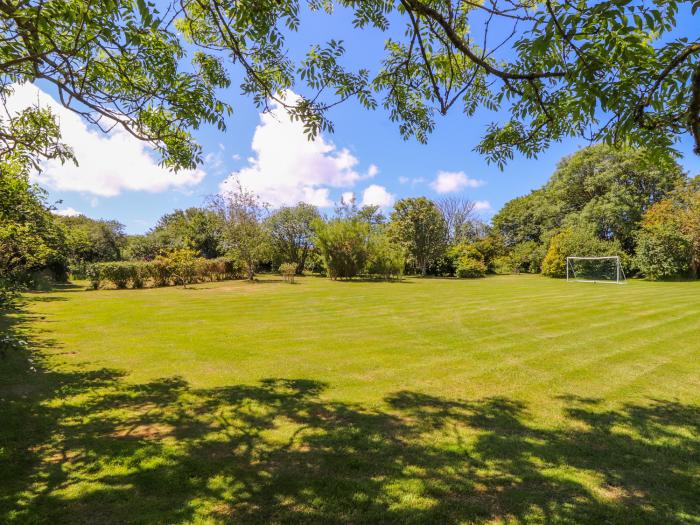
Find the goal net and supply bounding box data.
[566,256,625,284]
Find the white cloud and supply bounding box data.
[361,184,395,208]
[204,150,227,177]
[398,176,425,187]
[430,171,484,194]
[220,92,376,207]
[474,200,491,211]
[341,191,355,205]
[6,83,206,197]
[53,207,81,217]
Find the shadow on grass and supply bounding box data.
[1,311,698,524]
[20,295,70,303]
[335,278,411,284]
[26,282,85,294]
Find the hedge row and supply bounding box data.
[86,257,242,289]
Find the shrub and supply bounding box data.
[635,227,691,279]
[279,262,297,283]
[314,218,370,279]
[85,264,102,289]
[166,248,198,287]
[303,250,325,275]
[456,257,487,278]
[447,241,491,276]
[69,261,89,280]
[366,233,404,280]
[217,256,244,280]
[99,261,135,289]
[426,253,455,277]
[85,255,242,290]
[496,241,543,274]
[471,234,506,273]
[151,256,174,287]
[541,227,622,278]
[28,269,57,291]
[131,262,149,289]
[195,258,212,282]
[493,255,515,275]
[635,186,700,279]
[193,257,242,282]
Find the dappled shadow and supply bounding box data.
[1,312,698,524]
[335,277,411,283]
[323,276,413,284]
[248,277,286,284]
[26,282,85,294]
[21,295,70,303]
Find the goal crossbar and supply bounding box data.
[566,256,626,284]
[566,256,619,260]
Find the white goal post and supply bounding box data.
[566,256,626,284]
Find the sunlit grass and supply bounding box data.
[2,275,699,524]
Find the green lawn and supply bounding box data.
[2,275,699,524]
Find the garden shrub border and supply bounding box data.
[85,256,242,290]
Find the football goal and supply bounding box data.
[566,256,626,284]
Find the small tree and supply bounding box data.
[314,218,370,279]
[267,203,319,274]
[448,242,487,278]
[634,180,700,279]
[437,197,477,243]
[366,232,404,280]
[456,257,487,278]
[390,197,446,276]
[168,247,198,288]
[635,228,691,280]
[279,263,297,283]
[502,241,544,274]
[661,180,700,278]
[211,182,270,281]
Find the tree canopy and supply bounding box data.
[212,182,270,280]
[390,197,446,276]
[0,156,66,304]
[493,145,685,252]
[266,203,320,274]
[3,1,700,170]
[636,176,700,278]
[58,215,126,264]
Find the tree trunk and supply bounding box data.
[690,62,700,155]
[246,259,254,281]
[297,245,309,275]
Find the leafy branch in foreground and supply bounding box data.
[177,0,700,165]
[372,0,700,166]
[3,0,700,170]
[1,0,232,169]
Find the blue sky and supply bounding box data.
[17,4,700,234]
